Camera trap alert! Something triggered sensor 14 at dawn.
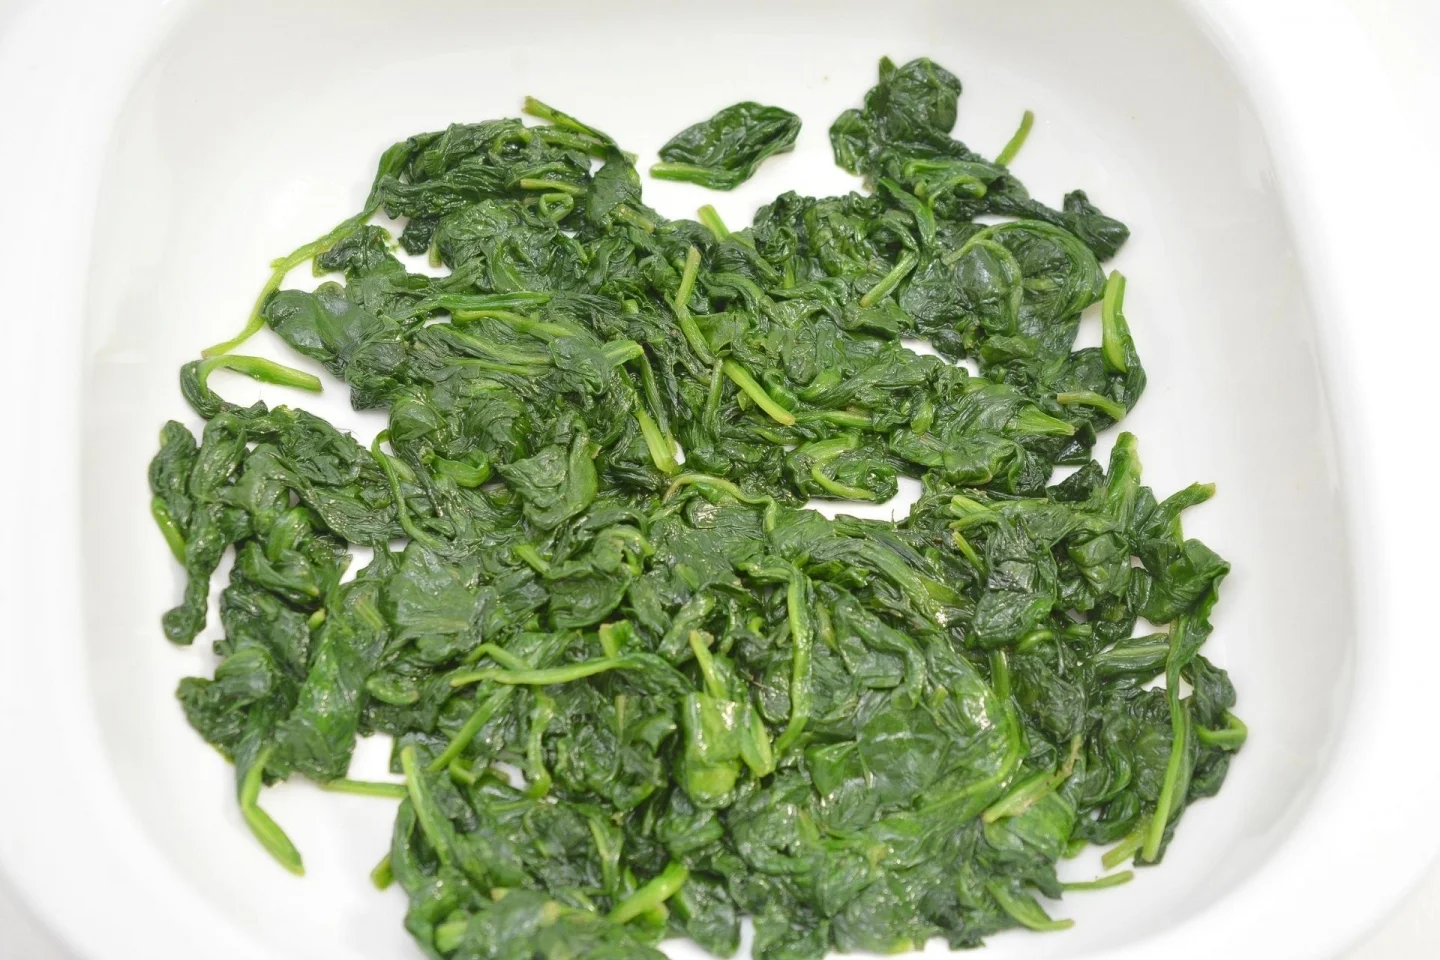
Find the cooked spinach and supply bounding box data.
[651,102,801,190]
[150,55,1242,959]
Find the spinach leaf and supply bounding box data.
[652,102,802,190]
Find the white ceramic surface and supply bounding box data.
[1,2,1436,959]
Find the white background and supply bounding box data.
[1,0,1436,957]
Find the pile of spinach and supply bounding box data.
[150,56,1243,959]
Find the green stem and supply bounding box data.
[1062,870,1134,892]
[198,354,323,393]
[426,685,517,773]
[995,110,1035,167]
[671,246,715,364]
[858,251,918,308]
[986,881,1072,933]
[808,466,877,501]
[697,204,730,240]
[521,96,615,147]
[370,853,393,890]
[1144,616,1194,863]
[981,735,1081,823]
[609,862,689,924]
[1014,628,1055,653]
[1195,711,1248,750]
[650,161,716,182]
[613,204,656,233]
[1102,823,1148,870]
[465,643,534,671]
[636,406,680,475]
[202,210,371,357]
[319,779,408,800]
[773,571,814,754]
[1101,270,1132,374]
[449,657,639,688]
[371,434,446,552]
[722,360,795,425]
[151,498,187,562]
[516,177,586,196]
[451,310,574,342]
[1056,391,1127,421]
[795,409,873,429]
[239,746,304,876]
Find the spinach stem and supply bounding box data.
[1056,390,1127,421]
[697,204,730,240]
[151,498,187,562]
[609,861,689,923]
[671,246,715,364]
[1101,270,1132,374]
[722,360,796,425]
[239,746,304,876]
[1062,870,1134,892]
[202,210,372,357]
[449,657,638,688]
[858,251,918,308]
[320,779,408,800]
[995,109,1035,166]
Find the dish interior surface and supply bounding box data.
[78,0,1351,956]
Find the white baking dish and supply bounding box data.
[0,1,1435,958]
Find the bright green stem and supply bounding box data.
[319,779,408,800]
[1062,870,1134,892]
[1101,270,1132,374]
[722,360,795,425]
[203,211,371,357]
[151,498,187,562]
[995,110,1035,167]
[1056,391,1128,421]
[697,204,730,240]
[370,853,393,890]
[452,310,576,343]
[1144,616,1195,863]
[524,691,556,798]
[688,630,725,700]
[671,246,715,365]
[435,917,469,953]
[609,862,689,924]
[795,409,873,429]
[662,473,777,532]
[981,735,1081,823]
[239,746,304,876]
[198,354,323,393]
[808,466,877,501]
[1102,823,1148,870]
[859,251,918,308]
[635,407,680,475]
[949,528,984,571]
[1014,406,1078,437]
[516,177,586,197]
[521,96,615,147]
[773,571,814,754]
[400,745,453,867]
[613,204,656,233]
[467,642,535,671]
[986,881,1073,933]
[650,161,715,182]
[1196,711,1248,750]
[1014,628,1055,653]
[449,657,639,688]
[427,686,517,773]
[512,543,552,576]
[371,433,446,552]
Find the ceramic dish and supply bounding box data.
[0,1,1435,958]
